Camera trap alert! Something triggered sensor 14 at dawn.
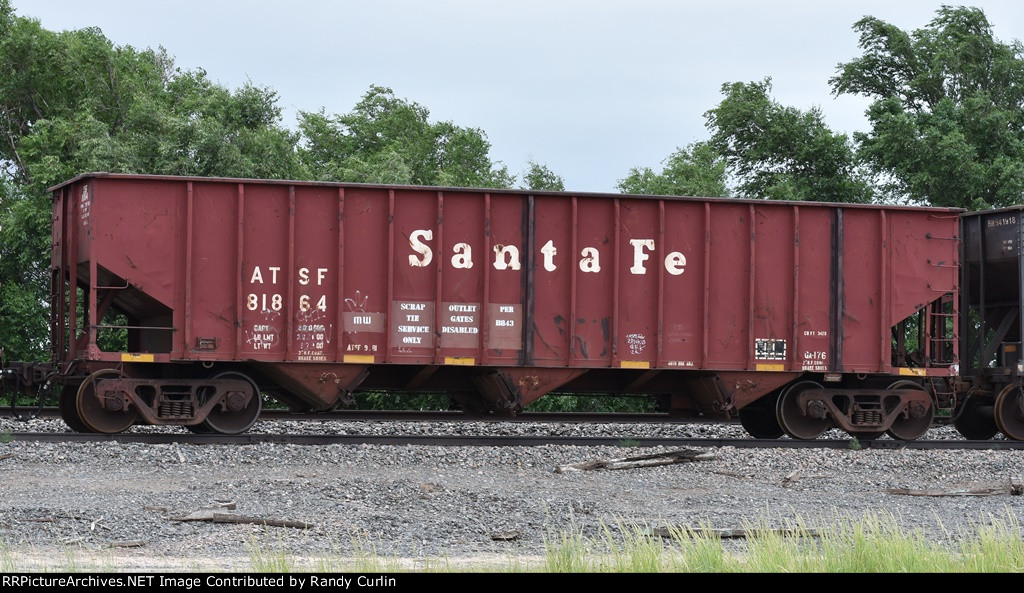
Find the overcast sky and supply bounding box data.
[9,1,1024,192]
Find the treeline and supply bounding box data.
[2,3,1024,362]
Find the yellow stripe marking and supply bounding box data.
[343,354,375,363]
[120,353,154,363]
[756,363,785,371]
[898,367,927,376]
[620,361,650,369]
[445,357,475,366]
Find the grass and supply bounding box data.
[0,538,121,573]
[6,511,1020,573]
[251,510,1024,573]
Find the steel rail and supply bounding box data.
[0,406,726,424]
[5,431,1022,450]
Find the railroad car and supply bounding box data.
[954,207,1024,441]
[1,172,1020,441]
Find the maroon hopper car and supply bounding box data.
[43,173,961,437]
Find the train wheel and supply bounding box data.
[77,369,139,434]
[739,394,784,439]
[59,383,92,433]
[776,381,830,440]
[993,384,1024,441]
[952,395,998,440]
[200,371,262,435]
[885,381,933,441]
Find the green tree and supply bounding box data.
[617,141,728,197]
[0,180,48,361]
[0,4,303,362]
[297,85,513,188]
[520,159,565,191]
[830,5,1024,209]
[704,78,872,202]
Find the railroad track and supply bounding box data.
[5,429,1022,450]
[6,405,1009,449]
[1,406,718,424]
[1,405,966,427]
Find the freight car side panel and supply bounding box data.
[437,191,488,362]
[889,210,959,323]
[91,178,180,310]
[660,202,705,370]
[751,205,795,372]
[530,195,573,365]
[86,179,181,358]
[340,187,388,362]
[615,199,660,368]
[73,180,92,275]
[484,194,525,365]
[240,183,291,360]
[390,188,439,364]
[794,209,833,373]
[388,189,528,366]
[841,209,884,372]
[706,203,750,369]
[569,197,615,366]
[50,174,961,381]
[189,181,240,360]
[292,185,340,363]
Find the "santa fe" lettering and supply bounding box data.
[407,230,686,276]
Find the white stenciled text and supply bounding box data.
[407,230,686,275]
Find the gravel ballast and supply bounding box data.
[1,417,1022,572]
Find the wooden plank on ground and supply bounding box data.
[554,449,715,473]
[172,509,312,529]
[887,479,1023,497]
